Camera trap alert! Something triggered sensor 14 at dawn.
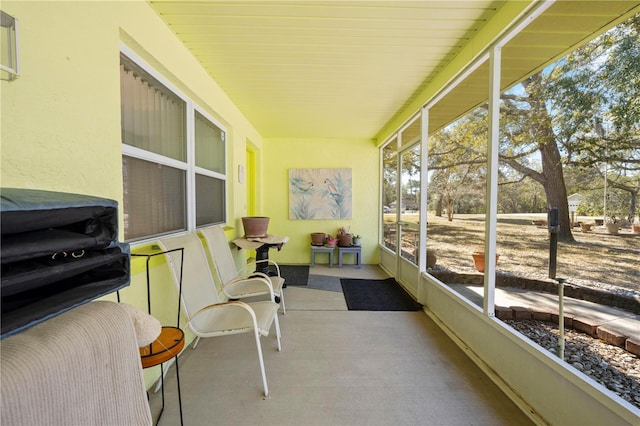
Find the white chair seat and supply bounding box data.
[189,300,279,338]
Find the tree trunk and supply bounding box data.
[522,74,575,242]
[435,193,443,217]
[622,188,638,223]
[445,193,455,221]
[539,141,574,242]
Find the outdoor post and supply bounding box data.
[557,278,565,360]
[548,207,558,279]
[548,207,564,359]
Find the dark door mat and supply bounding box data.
[340,278,423,311]
[274,265,309,286]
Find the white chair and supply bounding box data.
[157,232,281,398]
[198,225,286,314]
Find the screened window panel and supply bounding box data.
[122,156,186,240]
[195,174,225,226]
[400,144,421,264]
[382,140,398,253]
[195,111,225,173]
[120,54,186,162]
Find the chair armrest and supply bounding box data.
[255,259,281,277]
[223,276,275,301]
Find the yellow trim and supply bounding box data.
[246,147,256,216]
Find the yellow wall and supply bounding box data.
[262,138,380,265]
[0,0,262,236]
[0,0,264,386]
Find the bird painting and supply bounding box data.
[289,169,352,219]
[324,178,338,196]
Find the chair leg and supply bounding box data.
[192,336,201,350]
[273,314,282,352]
[253,329,269,398]
[280,290,286,315]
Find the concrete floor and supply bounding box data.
[151,265,534,426]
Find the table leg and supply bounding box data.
[254,245,273,275]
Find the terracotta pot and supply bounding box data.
[338,234,352,247]
[581,224,593,233]
[472,251,499,273]
[605,222,620,235]
[242,216,270,238]
[311,232,326,246]
[632,224,640,233]
[426,249,437,268]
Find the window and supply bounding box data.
[120,48,226,241]
[194,111,226,226]
[382,138,398,253]
[381,117,422,266]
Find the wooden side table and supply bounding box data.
[233,234,289,275]
[140,326,185,426]
[140,327,185,368]
[337,246,362,268]
[310,245,334,267]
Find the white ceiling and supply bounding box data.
[149,1,639,140]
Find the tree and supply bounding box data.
[548,14,640,221]
[428,110,486,221]
[495,15,640,240]
[425,16,639,234]
[499,72,575,241]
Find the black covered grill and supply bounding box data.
[1,188,130,338]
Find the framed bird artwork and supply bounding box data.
[289,168,352,219]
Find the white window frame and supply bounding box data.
[120,43,227,243]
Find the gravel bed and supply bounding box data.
[505,319,640,409]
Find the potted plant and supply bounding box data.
[310,232,326,246]
[471,251,499,273]
[352,234,361,246]
[580,222,594,233]
[426,249,437,268]
[325,235,338,248]
[337,226,352,247]
[605,215,621,235]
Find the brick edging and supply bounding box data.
[495,305,639,356]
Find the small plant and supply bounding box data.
[325,235,338,247]
[605,214,621,235]
[605,214,619,224]
[337,226,351,235]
